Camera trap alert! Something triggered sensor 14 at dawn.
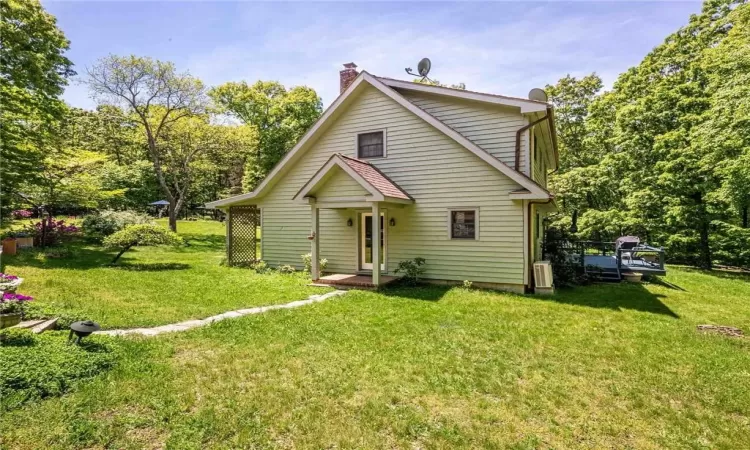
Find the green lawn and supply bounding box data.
[1,220,324,329]
[2,222,749,448]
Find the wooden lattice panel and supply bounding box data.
[228,205,259,265]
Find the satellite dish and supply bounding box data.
[417,58,431,77]
[405,58,434,82]
[528,88,548,102]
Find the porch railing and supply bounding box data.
[543,239,666,273]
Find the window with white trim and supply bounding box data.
[357,131,384,158]
[449,209,478,240]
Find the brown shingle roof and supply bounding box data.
[337,154,412,200]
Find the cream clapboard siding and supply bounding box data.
[257,85,526,285]
[398,90,529,174]
[531,129,546,187]
[312,166,368,200]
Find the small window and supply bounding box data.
[357,131,384,158]
[450,210,477,240]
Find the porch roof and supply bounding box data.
[293,153,413,204]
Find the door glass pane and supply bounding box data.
[364,216,372,264]
[379,215,384,265]
[362,213,385,267]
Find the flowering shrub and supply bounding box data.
[0,293,33,315]
[82,210,152,240]
[301,253,328,274]
[11,210,32,219]
[0,273,22,293]
[0,273,19,283]
[27,217,80,246]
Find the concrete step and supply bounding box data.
[13,319,46,329]
[31,318,58,334]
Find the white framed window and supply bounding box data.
[356,130,386,159]
[447,208,479,240]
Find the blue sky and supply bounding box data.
[45,1,703,109]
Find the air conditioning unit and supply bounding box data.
[533,261,554,294]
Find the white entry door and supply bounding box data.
[360,212,385,271]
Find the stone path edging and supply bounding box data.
[96,290,346,337]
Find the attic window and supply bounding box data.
[357,131,385,158]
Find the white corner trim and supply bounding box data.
[446,207,480,241]
[376,77,548,113]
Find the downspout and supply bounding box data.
[515,109,551,172]
[527,198,554,292]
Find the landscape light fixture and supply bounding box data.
[68,320,101,345]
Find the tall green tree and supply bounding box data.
[0,0,74,216]
[86,55,208,231]
[209,81,322,191]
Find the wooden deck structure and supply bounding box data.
[545,240,666,282]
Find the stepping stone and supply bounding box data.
[13,319,46,329]
[31,318,58,334]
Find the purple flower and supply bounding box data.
[0,273,19,282]
[11,210,32,219]
[1,292,33,302]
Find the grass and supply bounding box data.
[2,221,750,448]
[1,220,326,329]
[2,267,750,448]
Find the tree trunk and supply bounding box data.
[743,206,748,228]
[110,243,134,265]
[168,205,178,232]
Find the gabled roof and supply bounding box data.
[293,154,412,203]
[375,76,550,113]
[206,71,551,208]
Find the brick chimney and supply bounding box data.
[340,62,358,94]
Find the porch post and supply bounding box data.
[310,202,320,281]
[225,208,232,265]
[371,202,381,286]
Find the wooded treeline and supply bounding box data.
[1,1,322,231]
[1,0,748,266]
[546,0,750,268]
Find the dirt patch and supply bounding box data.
[697,325,744,338]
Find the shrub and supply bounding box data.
[82,210,152,240]
[24,217,79,246]
[11,210,32,219]
[394,257,426,285]
[462,280,473,290]
[0,333,116,411]
[0,293,33,315]
[277,265,296,274]
[301,253,328,273]
[103,224,183,265]
[251,260,270,274]
[543,227,588,287]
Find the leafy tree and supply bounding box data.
[209,81,321,190]
[413,78,466,90]
[548,0,750,268]
[103,224,183,265]
[15,107,127,216]
[0,0,74,216]
[86,55,208,231]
